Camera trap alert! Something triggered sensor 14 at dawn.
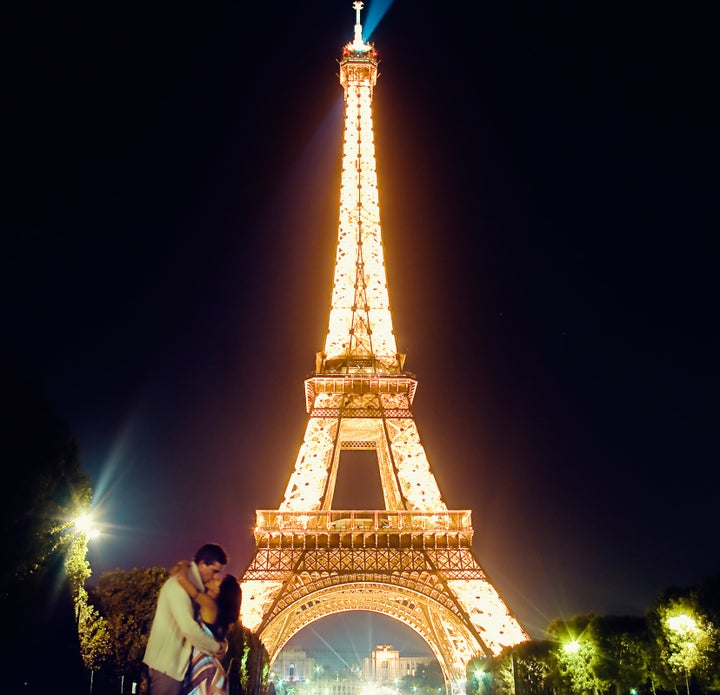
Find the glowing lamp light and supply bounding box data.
[667,614,698,633]
[564,639,581,654]
[74,513,100,539]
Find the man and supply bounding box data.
[143,543,230,695]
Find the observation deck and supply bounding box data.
[254,509,474,549]
[305,372,417,412]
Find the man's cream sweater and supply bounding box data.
[143,562,222,681]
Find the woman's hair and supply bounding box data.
[214,574,241,639]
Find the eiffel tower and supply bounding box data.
[239,5,529,690]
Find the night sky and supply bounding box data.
[4,0,718,647]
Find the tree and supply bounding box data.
[487,648,515,695]
[647,589,719,695]
[226,621,248,695]
[79,596,112,680]
[0,357,94,692]
[695,576,720,692]
[393,660,446,695]
[423,660,446,694]
[89,566,169,686]
[466,655,493,695]
[547,615,606,695]
[513,640,554,695]
[236,625,271,695]
[591,616,651,695]
[0,359,92,589]
[466,642,554,695]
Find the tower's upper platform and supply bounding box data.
[339,1,378,75]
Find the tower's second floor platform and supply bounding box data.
[253,509,474,549]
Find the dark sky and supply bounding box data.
[4,0,718,646]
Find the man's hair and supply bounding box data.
[194,543,229,566]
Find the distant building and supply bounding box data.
[274,648,316,683]
[273,649,363,695]
[306,680,363,695]
[362,645,432,684]
[273,644,433,695]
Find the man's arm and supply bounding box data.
[171,560,219,626]
[167,578,225,655]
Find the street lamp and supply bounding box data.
[667,614,698,634]
[563,639,581,655]
[74,513,100,540]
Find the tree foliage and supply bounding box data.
[465,590,720,695]
[0,357,93,692]
[0,359,93,591]
[592,615,651,695]
[89,566,169,680]
[547,614,606,695]
[513,640,554,695]
[79,594,112,672]
[233,624,270,695]
[647,588,719,694]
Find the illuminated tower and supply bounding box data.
[240,5,529,690]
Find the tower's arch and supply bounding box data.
[267,589,477,693]
[266,581,480,676]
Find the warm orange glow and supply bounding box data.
[239,5,528,689]
[241,579,284,632]
[448,579,529,655]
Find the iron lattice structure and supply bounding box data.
[240,5,529,692]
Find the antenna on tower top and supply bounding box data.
[351,1,368,51]
[353,1,364,26]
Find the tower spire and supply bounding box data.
[351,1,369,51]
[321,0,398,375]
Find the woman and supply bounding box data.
[172,561,241,695]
